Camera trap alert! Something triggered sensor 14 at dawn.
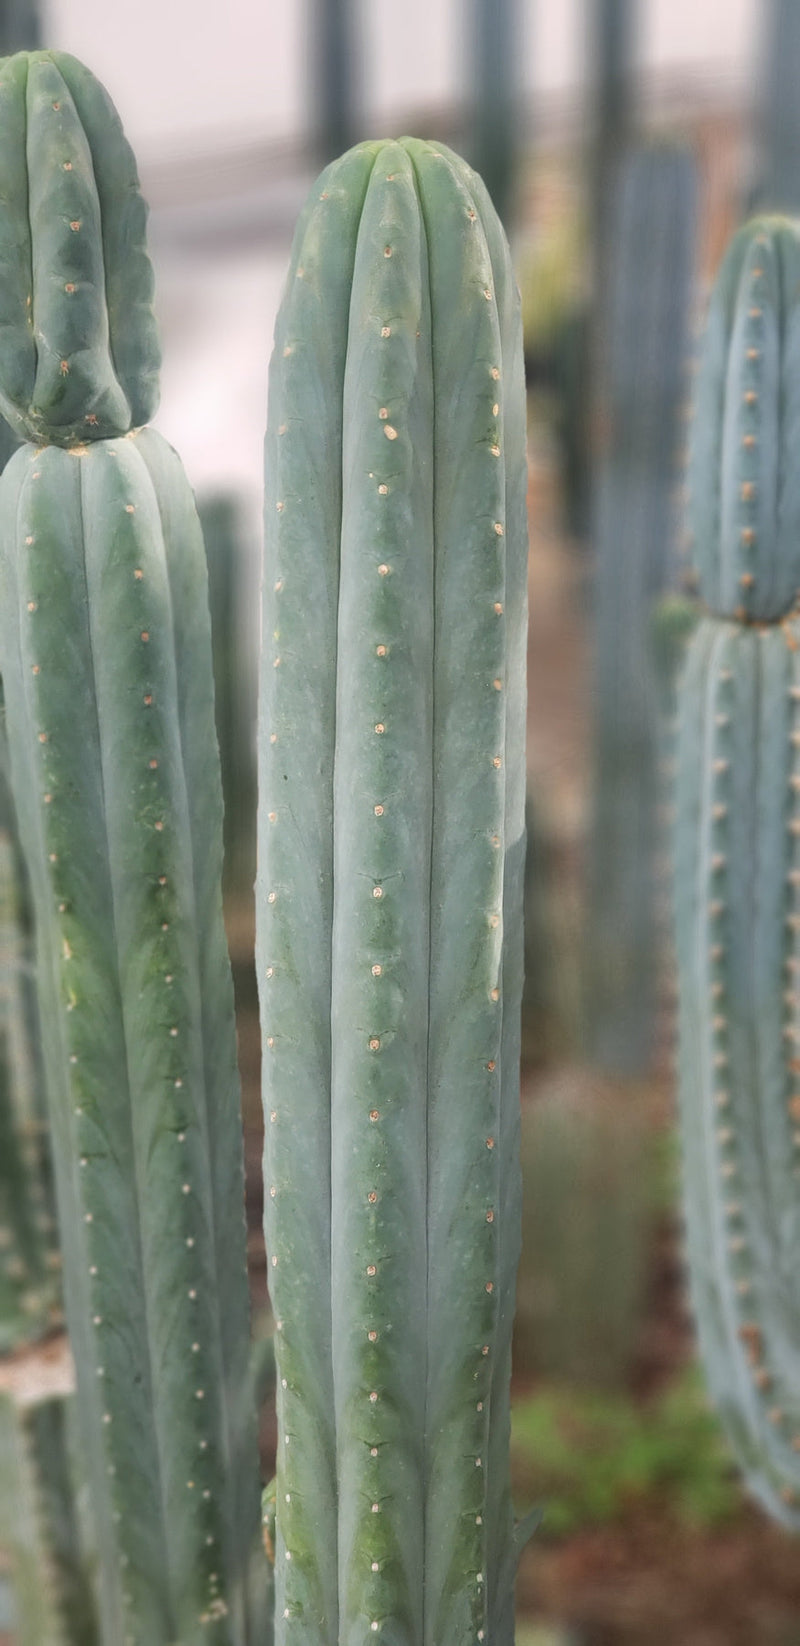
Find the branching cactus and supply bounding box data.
[259,138,531,1645]
[0,50,265,1643]
[675,216,800,1523]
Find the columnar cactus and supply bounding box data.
[0,50,265,1642]
[675,216,800,1523]
[259,139,531,1643]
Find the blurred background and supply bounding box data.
[4,1,800,1642]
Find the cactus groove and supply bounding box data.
[259,138,529,1645]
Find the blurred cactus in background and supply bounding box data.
[515,1075,660,1390]
[310,0,360,164]
[585,142,697,1076]
[755,0,800,214]
[588,0,635,333]
[675,217,800,1527]
[199,494,257,900]
[0,0,39,52]
[468,0,523,229]
[0,1393,99,1645]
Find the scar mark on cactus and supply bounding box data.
[383,246,393,258]
[383,426,398,441]
[59,360,69,375]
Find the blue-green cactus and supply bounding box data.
[687,217,800,622]
[0,50,160,446]
[259,136,529,1646]
[675,215,800,1524]
[0,49,265,1646]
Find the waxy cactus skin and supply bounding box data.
[0,48,265,1646]
[259,137,529,1646]
[676,618,800,1525]
[0,432,264,1643]
[687,217,800,622]
[676,216,800,1526]
[0,50,160,447]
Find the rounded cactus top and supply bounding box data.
[688,215,800,621]
[0,50,160,447]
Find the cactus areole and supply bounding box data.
[258,138,530,1644]
[676,216,800,1528]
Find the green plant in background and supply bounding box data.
[586,142,696,1075]
[259,136,533,1645]
[468,0,522,229]
[0,1392,99,1645]
[511,1369,739,1540]
[0,49,266,1643]
[198,493,257,899]
[675,216,800,1527]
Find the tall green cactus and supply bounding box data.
[675,216,800,1524]
[586,142,697,1073]
[0,50,265,1642]
[259,138,531,1644]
